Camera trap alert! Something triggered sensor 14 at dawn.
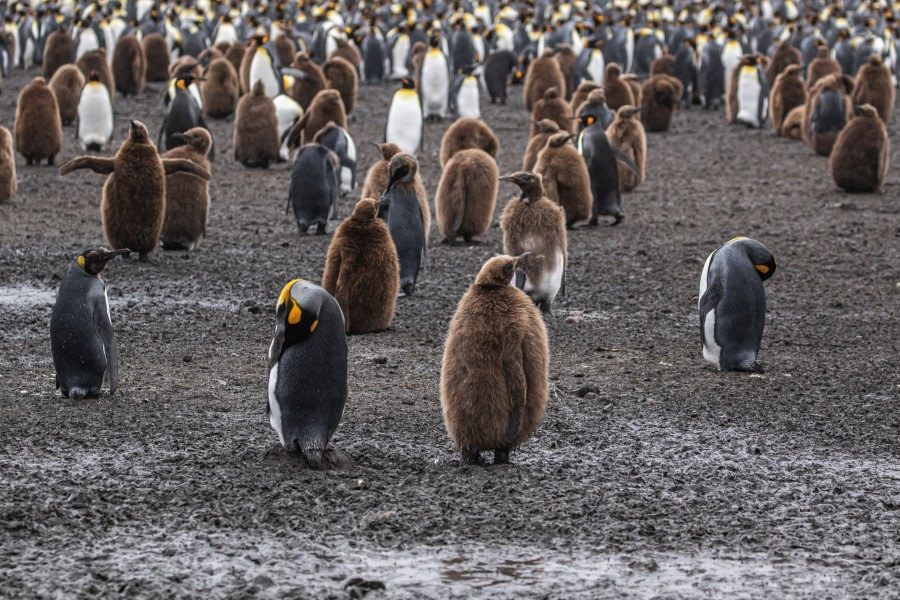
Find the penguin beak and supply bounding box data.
[172,132,187,143]
[98,248,131,262]
[515,252,536,272]
[498,173,517,183]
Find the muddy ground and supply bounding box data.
[0,68,898,599]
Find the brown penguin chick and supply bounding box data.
[765,41,801,86]
[329,37,361,71]
[803,74,855,155]
[14,77,62,166]
[807,46,841,88]
[323,56,358,115]
[829,104,890,192]
[238,41,255,94]
[641,74,683,132]
[160,128,212,251]
[604,62,634,110]
[770,65,807,136]
[523,49,567,111]
[553,44,577,100]
[439,117,500,167]
[289,51,327,109]
[58,120,211,260]
[169,56,202,79]
[285,89,347,147]
[435,149,499,244]
[522,118,561,171]
[440,253,549,465]
[224,40,246,75]
[273,32,296,68]
[533,133,591,227]
[606,105,646,192]
[233,80,280,168]
[111,35,146,96]
[214,41,231,55]
[570,80,600,113]
[142,33,170,81]
[530,86,573,136]
[852,55,895,122]
[76,49,115,97]
[650,54,675,76]
[499,172,568,314]
[201,57,240,119]
[410,41,427,84]
[321,198,400,334]
[0,125,16,203]
[49,65,85,126]
[623,74,643,106]
[43,26,74,80]
[782,105,806,139]
[197,47,223,66]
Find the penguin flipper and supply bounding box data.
[698,275,723,346]
[94,301,118,395]
[162,158,212,181]
[157,115,166,149]
[450,183,466,235]
[58,156,116,176]
[611,144,641,180]
[501,346,527,443]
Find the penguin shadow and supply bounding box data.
[263,443,355,471]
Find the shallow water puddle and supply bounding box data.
[0,285,54,306]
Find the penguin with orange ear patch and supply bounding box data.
[378,153,427,297]
[159,74,215,160]
[576,113,640,225]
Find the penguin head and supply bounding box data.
[75,247,131,276]
[171,127,212,156]
[175,74,205,90]
[352,198,379,221]
[617,104,642,119]
[400,77,416,90]
[129,120,150,143]
[88,70,101,83]
[727,237,777,280]
[573,113,599,129]
[853,103,879,118]
[274,279,326,348]
[547,131,577,147]
[386,153,418,191]
[586,88,607,106]
[475,253,538,287]
[533,118,561,133]
[499,171,544,203]
[606,62,621,77]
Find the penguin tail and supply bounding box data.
[85,142,103,152]
[161,240,187,251]
[68,387,88,400]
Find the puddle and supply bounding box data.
[0,285,55,306]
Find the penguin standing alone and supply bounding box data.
[829,104,890,193]
[50,248,131,399]
[699,237,777,372]
[434,149,498,244]
[267,279,348,469]
[378,153,428,296]
[441,253,549,465]
[385,78,423,154]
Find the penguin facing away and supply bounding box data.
[435,148,499,244]
[385,77,424,155]
[50,247,131,399]
[533,132,592,228]
[267,279,348,469]
[440,253,549,465]
[49,65,86,126]
[288,143,340,234]
[312,122,357,196]
[15,77,62,166]
[770,65,806,136]
[829,104,890,193]
[698,237,777,372]
[377,153,427,297]
[439,118,500,168]
[0,126,15,203]
[576,114,641,225]
[234,80,280,168]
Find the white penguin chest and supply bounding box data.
[698,251,722,368]
[386,91,423,154]
[587,50,605,83]
[78,84,114,147]
[250,51,279,97]
[737,67,765,128]
[421,52,449,115]
[457,77,480,119]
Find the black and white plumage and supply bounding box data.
[288,143,340,234]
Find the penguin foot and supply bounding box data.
[400,282,415,297]
[493,449,510,464]
[587,217,599,227]
[610,214,624,226]
[161,240,188,251]
[738,361,764,373]
[538,301,552,315]
[461,451,485,465]
[316,223,328,235]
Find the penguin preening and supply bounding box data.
[49,65,85,126]
[699,237,777,373]
[533,132,592,228]
[312,122,357,196]
[499,172,568,314]
[288,143,340,234]
[50,247,131,399]
[385,78,423,155]
[361,142,402,201]
[59,120,212,260]
[160,128,212,251]
[77,72,114,151]
[234,80,280,168]
[803,73,855,156]
[267,279,348,469]
[435,149,499,244]
[829,104,890,193]
[770,65,807,136]
[15,77,62,166]
[0,126,16,203]
[322,198,400,334]
[439,118,500,168]
[440,253,549,465]
[377,153,428,297]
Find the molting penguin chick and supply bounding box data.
[435,149,499,244]
[770,65,807,136]
[286,88,347,148]
[530,86,573,136]
[523,49,566,111]
[289,143,340,234]
[378,153,428,296]
[15,77,62,166]
[50,247,131,399]
[49,65,86,126]
[441,253,549,465]
[0,126,16,203]
[852,55,895,122]
[606,105,646,192]
[699,237,777,372]
[533,132,591,228]
[499,172,568,313]
[322,198,400,334]
[439,118,500,167]
[160,128,213,250]
[829,104,890,193]
[522,118,561,172]
[111,34,146,96]
[233,80,280,168]
[201,57,240,119]
[267,279,348,469]
[641,73,685,132]
[59,120,212,260]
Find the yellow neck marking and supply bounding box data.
[77,256,86,269]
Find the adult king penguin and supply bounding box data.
[50,247,131,399]
[385,78,424,155]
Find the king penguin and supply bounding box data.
[420,34,450,120]
[77,72,114,151]
[248,33,281,97]
[378,153,427,296]
[50,247,131,399]
[385,78,424,155]
[698,237,777,372]
[267,279,348,469]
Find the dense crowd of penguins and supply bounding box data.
[0,0,893,466]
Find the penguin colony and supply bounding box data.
[0,0,893,468]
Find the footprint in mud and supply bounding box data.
[440,556,545,588]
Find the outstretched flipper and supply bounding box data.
[58,156,116,176]
[162,158,212,180]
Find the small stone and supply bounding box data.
[182,355,192,363]
[373,356,387,365]
[576,383,601,397]
[565,316,583,324]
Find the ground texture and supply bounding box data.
[0,69,898,599]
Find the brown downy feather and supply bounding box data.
[604,62,634,110]
[160,128,212,251]
[803,73,855,155]
[169,56,201,79]
[530,86,573,136]
[523,50,567,111]
[522,119,561,171]
[361,143,402,200]
[202,57,240,118]
[0,126,16,203]
[765,41,801,86]
[553,44,578,100]
[142,33,170,81]
[112,35,146,96]
[782,105,805,139]
[290,51,327,109]
[606,105,646,191]
[329,38,361,70]
[14,77,62,165]
[76,50,114,97]
[323,56,358,115]
[770,65,807,135]
[570,81,600,113]
[273,33,296,68]
[435,149,499,243]
[533,133,591,227]
[852,54,895,122]
[224,41,246,76]
[641,74,683,132]
[650,54,675,76]
[439,118,500,167]
[43,27,74,80]
[623,74,643,106]
[287,88,347,147]
[49,65,85,126]
[233,80,280,167]
[829,104,889,192]
[807,46,841,88]
[322,198,400,334]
